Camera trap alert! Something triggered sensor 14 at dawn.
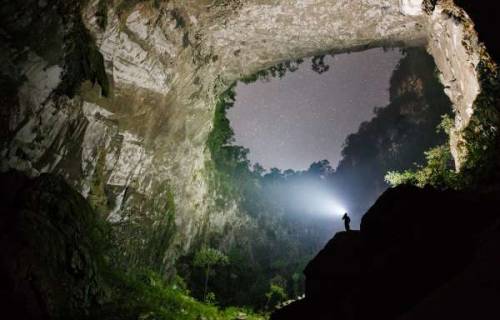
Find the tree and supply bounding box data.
[193,247,229,301]
[265,283,288,310]
[308,160,334,176]
[311,55,330,74]
[252,163,266,176]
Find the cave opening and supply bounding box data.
[216,47,453,228]
[4,1,500,319]
[192,46,455,308]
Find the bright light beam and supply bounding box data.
[326,200,347,216]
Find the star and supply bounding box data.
[227,48,403,170]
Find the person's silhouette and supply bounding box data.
[342,213,351,231]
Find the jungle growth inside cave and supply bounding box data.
[176,46,455,312]
[3,1,500,320]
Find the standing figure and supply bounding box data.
[342,213,351,231]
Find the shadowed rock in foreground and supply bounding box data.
[272,185,500,320]
[0,171,104,320]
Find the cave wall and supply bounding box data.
[0,0,494,263]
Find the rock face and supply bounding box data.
[0,171,104,320]
[272,185,500,319]
[0,0,496,265]
[333,47,453,217]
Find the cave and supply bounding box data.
[1,1,500,319]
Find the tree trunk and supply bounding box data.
[203,265,210,301]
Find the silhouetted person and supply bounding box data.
[342,213,351,231]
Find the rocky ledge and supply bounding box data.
[272,185,500,319]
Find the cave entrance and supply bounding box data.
[229,48,403,171]
[202,46,454,308]
[214,46,454,229]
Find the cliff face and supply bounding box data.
[272,185,500,319]
[0,0,495,264]
[334,47,453,217]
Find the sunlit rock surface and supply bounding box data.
[0,0,495,263]
[400,0,424,16]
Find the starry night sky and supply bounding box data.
[227,48,404,170]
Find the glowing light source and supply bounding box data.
[284,181,347,217]
[326,200,347,216]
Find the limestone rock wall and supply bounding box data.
[0,0,493,263]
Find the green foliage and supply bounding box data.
[386,58,500,190]
[438,114,454,135]
[202,48,461,312]
[459,60,500,186]
[203,83,323,309]
[338,48,453,211]
[206,85,253,205]
[386,112,471,190]
[384,170,418,187]
[78,181,262,319]
[96,269,265,320]
[241,59,304,84]
[385,144,459,189]
[194,247,230,268]
[194,247,229,302]
[240,55,334,84]
[311,55,330,74]
[265,284,288,310]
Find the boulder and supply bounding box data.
[0,171,104,320]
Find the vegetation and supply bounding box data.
[265,284,288,311]
[385,114,459,189]
[95,269,264,320]
[335,48,454,212]
[459,60,500,186]
[385,144,459,189]
[386,58,500,190]
[240,54,333,84]
[311,55,330,74]
[241,60,304,84]
[198,84,329,310]
[198,47,458,311]
[193,248,229,302]
[82,180,264,320]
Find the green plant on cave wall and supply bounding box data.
[460,60,500,186]
[386,59,500,190]
[385,144,459,189]
[205,84,254,207]
[385,114,459,189]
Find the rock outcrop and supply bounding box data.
[272,185,500,319]
[0,171,104,320]
[1,0,497,268]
